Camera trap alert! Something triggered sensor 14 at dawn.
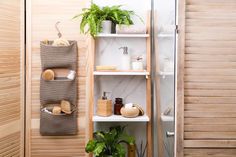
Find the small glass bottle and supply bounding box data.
[114,98,123,115]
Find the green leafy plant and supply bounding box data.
[73,3,142,37]
[85,126,135,157]
[73,3,104,37]
[102,5,135,25]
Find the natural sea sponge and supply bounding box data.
[52,106,62,115]
[52,38,70,46]
[61,100,72,114]
[120,106,139,118]
[42,69,54,81]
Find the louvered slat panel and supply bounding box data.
[0,132,21,156]
[177,0,236,156]
[0,0,23,156]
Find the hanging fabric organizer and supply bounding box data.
[39,40,78,136]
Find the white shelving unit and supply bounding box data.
[96,33,149,38]
[89,18,152,156]
[93,115,149,122]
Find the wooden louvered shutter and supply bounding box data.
[0,0,24,156]
[176,0,236,156]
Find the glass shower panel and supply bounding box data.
[152,0,176,157]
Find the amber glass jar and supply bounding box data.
[114,98,123,115]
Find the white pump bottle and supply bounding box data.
[119,46,130,70]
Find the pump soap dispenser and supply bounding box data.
[96,92,112,117]
[119,46,131,70]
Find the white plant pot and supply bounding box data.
[116,24,146,34]
[101,20,112,34]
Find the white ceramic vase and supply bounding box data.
[101,20,112,34]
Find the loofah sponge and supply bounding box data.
[120,106,139,118]
[52,106,62,115]
[61,100,72,114]
[52,38,70,46]
[42,69,55,81]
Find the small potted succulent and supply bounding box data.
[85,126,135,157]
[73,3,139,37]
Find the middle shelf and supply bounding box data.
[93,71,150,76]
[93,115,150,122]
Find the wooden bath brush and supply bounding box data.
[42,69,55,81]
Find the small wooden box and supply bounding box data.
[96,99,112,116]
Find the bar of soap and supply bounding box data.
[61,100,72,114]
[42,69,54,81]
[125,103,133,109]
[96,65,117,71]
[52,106,61,115]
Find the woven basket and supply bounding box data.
[40,78,77,106]
[40,41,77,70]
[40,40,78,136]
[40,110,77,136]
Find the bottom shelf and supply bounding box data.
[93,115,149,122]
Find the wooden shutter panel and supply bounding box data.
[176,0,236,156]
[0,0,24,156]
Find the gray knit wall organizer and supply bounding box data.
[39,40,78,136]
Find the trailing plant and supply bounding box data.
[102,5,135,25]
[73,3,142,37]
[85,125,135,157]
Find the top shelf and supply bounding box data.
[95,33,150,38]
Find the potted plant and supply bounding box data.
[73,3,139,37]
[85,125,135,157]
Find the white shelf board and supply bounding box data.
[158,34,174,38]
[96,33,149,38]
[93,71,150,76]
[93,115,149,122]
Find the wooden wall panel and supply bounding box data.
[26,0,89,156]
[176,0,236,156]
[0,0,24,156]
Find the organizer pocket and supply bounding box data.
[40,40,78,70]
[40,108,77,136]
[40,78,77,106]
